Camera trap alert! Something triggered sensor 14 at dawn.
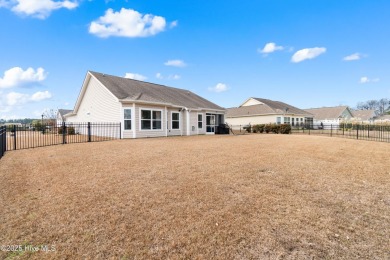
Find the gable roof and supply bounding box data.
[227,98,312,117]
[57,109,72,120]
[89,71,224,111]
[352,109,377,121]
[304,106,352,120]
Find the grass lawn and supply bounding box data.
[0,135,389,259]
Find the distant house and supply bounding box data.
[351,109,377,124]
[304,106,354,127]
[57,109,72,126]
[375,114,390,123]
[226,98,313,126]
[64,71,225,138]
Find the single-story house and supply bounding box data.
[65,71,226,138]
[351,109,377,124]
[375,114,390,123]
[57,109,72,126]
[226,97,313,126]
[304,106,354,127]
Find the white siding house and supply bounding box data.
[226,98,313,127]
[65,71,225,138]
[304,106,354,127]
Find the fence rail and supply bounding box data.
[1,122,121,156]
[292,123,390,143]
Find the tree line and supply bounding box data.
[356,98,390,115]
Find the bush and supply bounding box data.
[58,127,63,134]
[280,124,291,134]
[264,124,272,133]
[67,126,75,135]
[243,125,251,133]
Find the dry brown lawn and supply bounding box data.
[0,135,389,259]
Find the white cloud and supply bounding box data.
[164,59,186,67]
[0,67,47,89]
[208,83,228,93]
[30,90,52,101]
[258,42,284,54]
[291,47,326,63]
[124,72,147,81]
[6,90,51,105]
[360,77,379,84]
[89,8,172,38]
[343,53,362,61]
[168,74,180,80]
[170,20,178,28]
[1,0,78,19]
[155,73,180,80]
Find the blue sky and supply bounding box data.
[0,0,389,119]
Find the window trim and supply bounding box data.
[171,111,180,130]
[198,113,203,129]
[139,108,164,131]
[123,108,132,130]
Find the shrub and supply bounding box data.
[58,127,63,134]
[280,124,291,134]
[243,125,252,133]
[68,127,75,135]
[264,124,272,133]
[271,124,279,134]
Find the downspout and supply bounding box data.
[165,106,168,137]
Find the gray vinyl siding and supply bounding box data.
[67,76,121,123]
[135,105,167,138]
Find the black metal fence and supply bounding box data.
[1,122,121,155]
[292,123,390,143]
[0,126,6,159]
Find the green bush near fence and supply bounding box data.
[251,124,291,134]
[58,126,76,135]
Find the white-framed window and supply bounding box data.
[198,114,203,128]
[140,109,162,130]
[171,112,180,130]
[124,109,132,130]
[284,117,291,124]
[276,117,281,124]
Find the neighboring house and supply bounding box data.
[226,97,313,126]
[57,109,73,126]
[351,109,377,124]
[375,114,390,123]
[304,106,354,127]
[65,71,225,138]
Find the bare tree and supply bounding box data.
[42,109,58,126]
[378,98,389,115]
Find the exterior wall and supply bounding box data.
[134,104,167,138]
[66,76,121,123]
[226,115,279,126]
[241,98,262,107]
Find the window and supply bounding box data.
[198,114,203,128]
[141,109,162,130]
[124,109,131,130]
[276,117,281,124]
[292,117,295,126]
[172,112,180,129]
[284,117,291,124]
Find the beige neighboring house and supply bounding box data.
[57,109,73,126]
[351,109,377,124]
[375,114,390,123]
[304,106,354,127]
[65,71,225,138]
[226,97,313,126]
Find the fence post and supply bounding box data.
[62,122,66,144]
[368,124,370,138]
[13,125,17,150]
[330,124,332,137]
[356,124,359,140]
[88,122,91,142]
[119,122,122,139]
